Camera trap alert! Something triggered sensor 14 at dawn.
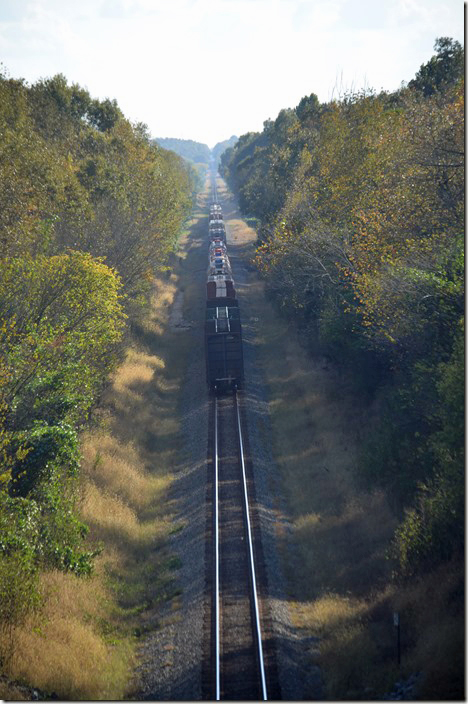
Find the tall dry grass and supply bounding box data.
[252,308,399,698]
[3,273,187,699]
[10,569,130,700]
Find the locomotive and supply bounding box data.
[205,198,244,393]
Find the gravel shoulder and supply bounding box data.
[133,195,209,701]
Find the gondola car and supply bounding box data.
[209,230,226,243]
[205,298,244,392]
[209,219,225,232]
[206,273,236,299]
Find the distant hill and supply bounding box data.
[154,136,238,169]
[154,138,211,166]
[212,136,238,166]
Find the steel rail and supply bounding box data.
[213,395,267,700]
[234,392,268,701]
[209,190,266,698]
[214,396,221,701]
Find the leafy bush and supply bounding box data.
[9,422,79,498]
[391,323,464,575]
[2,423,97,575]
[0,492,41,666]
[392,463,463,577]
[0,251,127,431]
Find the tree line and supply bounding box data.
[220,38,464,579]
[0,69,195,645]
[154,135,238,178]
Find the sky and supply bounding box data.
[0,0,464,148]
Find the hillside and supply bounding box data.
[212,135,238,166]
[154,137,211,166]
[154,135,238,169]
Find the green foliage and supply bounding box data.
[0,67,194,642]
[409,37,464,96]
[392,460,464,578]
[359,374,436,504]
[0,251,127,429]
[295,92,320,126]
[73,124,194,299]
[0,70,194,293]
[433,319,464,454]
[220,112,303,225]
[391,321,464,576]
[2,423,97,576]
[0,493,40,561]
[223,38,464,580]
[0,492,40,666]
[9,422,79,498]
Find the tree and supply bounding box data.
[409,37,464,96]
[0,251,126,430]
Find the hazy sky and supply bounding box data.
[0,0,464,147]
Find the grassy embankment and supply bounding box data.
[0,204,205,700]
[218,175,464,701]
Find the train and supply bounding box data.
[205,196,244,393]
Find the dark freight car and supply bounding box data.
[205,299,244,392]
[206,274,236,299]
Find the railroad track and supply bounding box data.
[207,391,268,701]
[202,176,279,699]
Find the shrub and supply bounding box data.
[4,423,97,575]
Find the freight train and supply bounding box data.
[205,198,244,392]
